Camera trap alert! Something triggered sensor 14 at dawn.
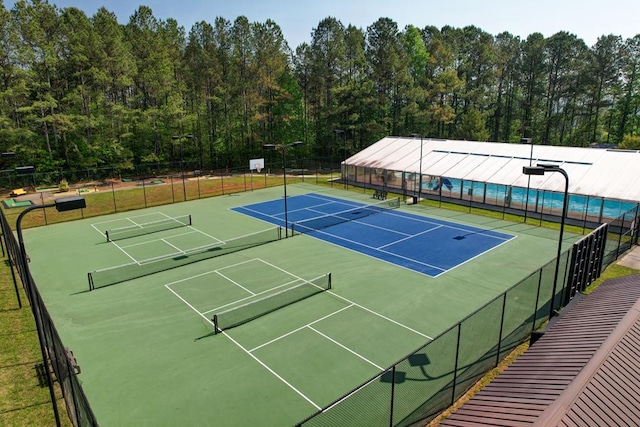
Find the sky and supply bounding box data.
[4,0,640,48]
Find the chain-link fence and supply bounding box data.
[2,162,638,427]
[295,206,639,426]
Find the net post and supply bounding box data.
[88,272,94,291]
[105,230,110,242]
[212,315,220,334]
[327,273,331,290]
[188,214,192,226]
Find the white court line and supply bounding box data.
[215,271,256,296]
[308,326,384,370]
[377,225,443,249]
[165,254,431,412]
[125,217,141,226]
[204,278,302,315]
[300,228,446,273]
[257,259,432,340]
[235,205,281,220]
[164,283,321,411]
[161,238,183,253]
[304,193,362,207]
[119,230,215,249]
[188,226,222,242]
[90,223,107,237]
[286,201,337,216]
[220,330,321,410]
[380,209,514,242]
[249,304,355,352]
[108,239,139,263]
[90,212,167,226]
[163,258,259,288]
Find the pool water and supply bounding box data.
[435,178,636,220]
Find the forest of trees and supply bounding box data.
[1,0,640,174]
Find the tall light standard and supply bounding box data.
[521,138,533,221]
[263,141,304,237]
[172,134,194,201]
[16,196,87,427]
[411,134,424,201]
[522,164,569,319]
[334,129,347,189]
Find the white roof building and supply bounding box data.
[345,137,640,203]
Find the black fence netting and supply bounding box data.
[0,208,98,426]
[1,162,638,427]
[296,205,639,426]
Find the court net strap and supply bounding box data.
[212,273,331,333]
[292,197,400,234]
[88,226,282,290]
[105,214,192,241]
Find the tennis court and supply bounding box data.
[232,193,515,277]
[23,184,579,425]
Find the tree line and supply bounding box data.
[1,0,640,174]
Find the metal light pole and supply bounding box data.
[521,138,533,221]
[334,129,347,189]
[263,141,304,237]
[172,134,194,201]
[411,134,424,201]
[16,196,87,427]
[522,164,569,319]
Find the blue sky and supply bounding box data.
[4,0,640,48]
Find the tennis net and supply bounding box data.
[105,214,192,241]
[292,197,401,234]
[88,226,282,290]
[212,273,331,334]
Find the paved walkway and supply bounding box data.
[617,245,640,270]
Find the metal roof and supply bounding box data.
[438,274,640,427]
[346,138,640,201]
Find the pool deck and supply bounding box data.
[617,245,640,270]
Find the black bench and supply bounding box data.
[373,189,387,200]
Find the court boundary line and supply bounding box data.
[164,274,322,411]
[205,278,303,315]
[232,193,516,277]
[302,192,516,241]
[164,256,432,411]
[308,226,447,273]
[257,258,432,340]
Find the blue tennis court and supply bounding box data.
[232,193,515,277]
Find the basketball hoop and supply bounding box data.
[254,163,262,173]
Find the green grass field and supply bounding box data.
[19,183,583,426]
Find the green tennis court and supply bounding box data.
[23,183,581,425]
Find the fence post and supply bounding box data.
[389,366,396,427]
[634,204,640,245]
[496,293,507,366]
[532,269,542,334]
[616,212,626,259]
[111,182,117,213]
[142,179,147,208]
[451,322,462,405]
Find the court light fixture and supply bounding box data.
[522,163,569,319]
[263,141,304,237]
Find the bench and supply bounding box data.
[373,189,387,200]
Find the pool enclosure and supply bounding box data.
[343,137,640,224]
